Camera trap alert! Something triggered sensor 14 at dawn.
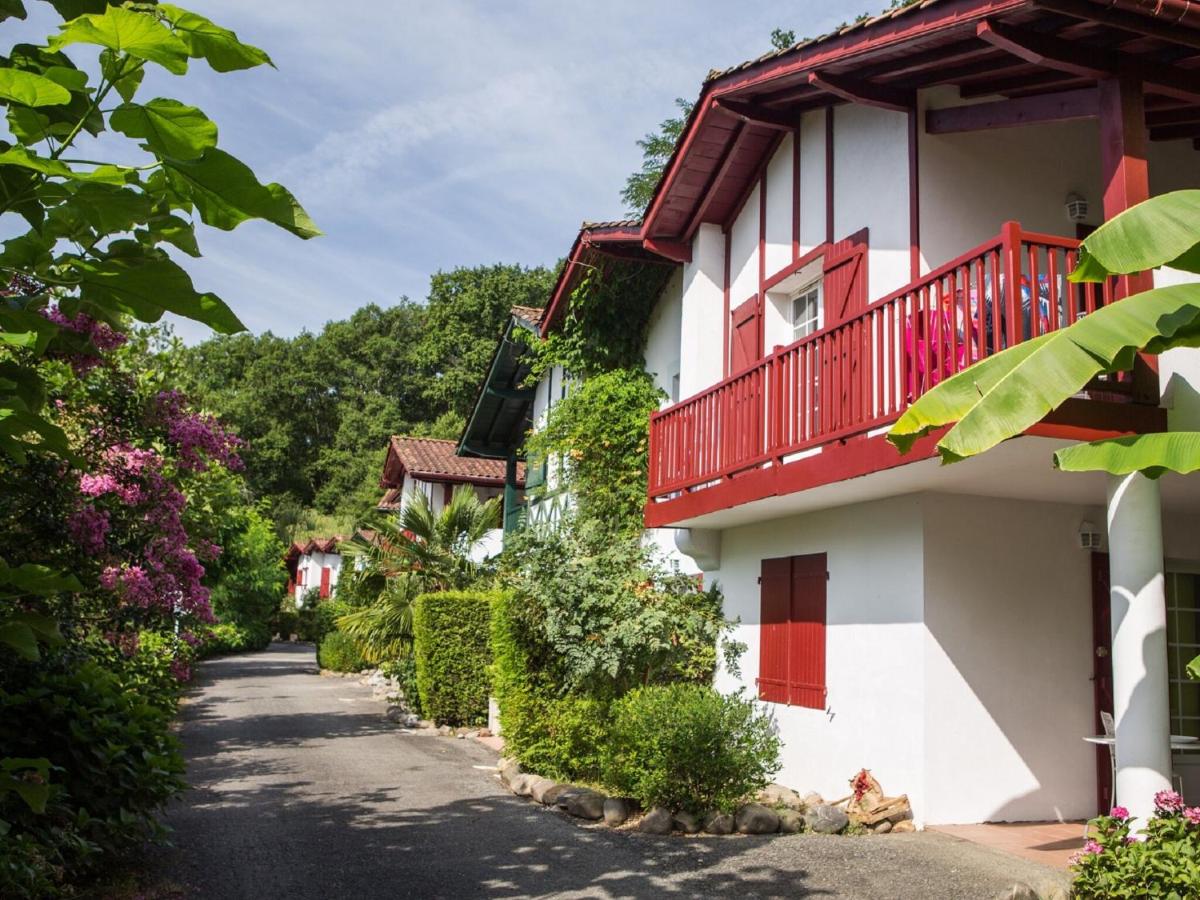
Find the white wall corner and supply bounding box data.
[674,527,721,571]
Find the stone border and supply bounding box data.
[495,758,915,837]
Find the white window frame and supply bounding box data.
[790,280,823,342]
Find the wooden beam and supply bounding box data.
[713,98,798,131]
[485,386,533,402]
[926,87,1099,133]
[642,237,692,264]
[683,122,747,238]
[958,69,1087,99]
[1033,0,1200,52]
[978,18,1200,104]
[1149,122,1200,142]
[1148,107,1200,128]
[976,19,1112,79]
[807,70,914,112]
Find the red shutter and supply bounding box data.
[759,557,792,704]
[823,229,869,325]
[789,553,827,709]
[319,567,331,599]
[758,554,827,708]
[729,295,761,374]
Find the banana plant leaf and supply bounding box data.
[888,284,1200,462]
[1053,432,1200,479]
[1071,190,1200,281]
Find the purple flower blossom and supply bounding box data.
[1110,806,1130,821]
[153,390,243,472]
[67,505,109,554]
[1155,790,1185,815]
[1084,839,1103,855]
[169,659,192,682]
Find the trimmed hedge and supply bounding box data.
[412,590,494,726]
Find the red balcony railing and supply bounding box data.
[648,222,1126,503]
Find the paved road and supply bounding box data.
[155,643,1069,899]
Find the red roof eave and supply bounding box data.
[641,0,1032,241]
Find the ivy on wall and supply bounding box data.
[520,258,671,531]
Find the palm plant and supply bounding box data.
[335,488,501,663]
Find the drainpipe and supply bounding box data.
[1106,471,1172,825]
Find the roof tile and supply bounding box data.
[386,436,518,484]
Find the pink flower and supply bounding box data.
[1155,789,1185,815]
[1083,839,1103,855]
[169,659,192,682]
[1184,807,1200,826]
[1110,806,1130,821]
[67,505,109,554]
[79,472,119,496]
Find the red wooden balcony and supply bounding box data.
[646,222,1147,524]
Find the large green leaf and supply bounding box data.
[1054,432,1200,479]
[0,146,131,184]
[888,284,1200,462]
[137,212,199,257]
[0,759,50,814]
[66,181,153,233]
[0,407,71,461]
[0,1,26,22]
[158,5,273,72]
[71,255,245,333]
[0,559,82,596]
[1072,190,1200,281]
[0,67,70,107]
[50,5,190,75]
[110,98,216,160]
[164,148,320,239]
[100,47,144,103]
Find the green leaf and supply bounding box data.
[71,254,245,333]
[0,559,82,596]
[50,6,190,75]
[45,0,109,19]
[138,212,199,256]
[0,407,72,461]
[887,283,1200,462]
[0,311,55,355]
[0,67,70,107]
[6,106,73,143]
[164,148,320,239]
[0,145,132,184]
[0,163,42,228]
[1189,653,1200,681]
[100,47,144,103]
[158,4,273,72]
[1054,432,1200,479]
[67,181,153,233]
[0,1,26,22]
[111,98,216,160]
[1071,190,1200,281]
[0,622,37,659]
[0,759,51,813]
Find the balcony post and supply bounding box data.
[1000,220,1022,349]
[1098,72,1157,403]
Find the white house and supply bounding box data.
[574,0,1200,827]
[377,436,512,562]
[285,536,345,603]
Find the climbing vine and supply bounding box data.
[520,258,670,531]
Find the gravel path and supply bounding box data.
[154,643,1070,899]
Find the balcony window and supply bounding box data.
[791,281,822,342]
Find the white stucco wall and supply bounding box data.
[797,109,826,255]
[296,550,343,603]
[921,494,1097,824]
[832,103,911,301]
[764,132,794,279]
[644,267,684,404]
[729,181,760,309]
[919,86,1103,272]
[711,496,928,817]
[679,223,725,398]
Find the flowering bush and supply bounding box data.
[1071,791,1200,898]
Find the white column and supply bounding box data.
[1107,471,1171,823]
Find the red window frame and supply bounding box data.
[758,553,827,709]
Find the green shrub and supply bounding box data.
[602,683,780,813]
[273,595,300,639]
[412,590,493,726]
[202,621,271,656]
[317,630,368,673]
[1071,795,1200,898]
[0,655,185,893]
[489,591,606,779]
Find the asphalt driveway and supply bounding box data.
[153,643,1069,899]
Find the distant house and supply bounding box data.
[377,436,519,562]
[284,536,345,602]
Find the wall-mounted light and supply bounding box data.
[1065,192,1089,223]
[1079,521,1103,551]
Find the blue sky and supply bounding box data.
[9,1,855,341]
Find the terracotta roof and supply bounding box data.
[383,436,515,486]
[510,305,544,326]
[580,219,642,230]
[705,1,931,83]
[377,487,402,511]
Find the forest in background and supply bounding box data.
[173,263,555,540]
